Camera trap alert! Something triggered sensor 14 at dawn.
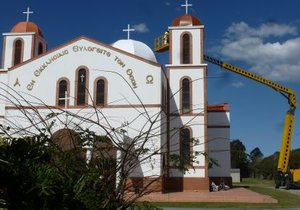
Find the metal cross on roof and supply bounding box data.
[181,0,192,14]
[122,24,135,40]
[23,7,33,22]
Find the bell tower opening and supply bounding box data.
[13,39,23,66]
[181,33,192,64]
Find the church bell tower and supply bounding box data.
[155,0,209,191]
[1,7,47,70]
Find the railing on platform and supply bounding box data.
[154,35,169,52]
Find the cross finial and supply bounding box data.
[23,7,33,22]
[122,24,135,40]
[181,0,192,14]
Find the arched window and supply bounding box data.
[58,80,68,106]
[13,39,23,65]
[180,127,191,165]
[76,68,88,106]
[181,78,191,114]
[56,78,70,107]
[38,42,43,55]
[95,78,106,106]
[182,33,191,64]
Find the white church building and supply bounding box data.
[0,5,231,192]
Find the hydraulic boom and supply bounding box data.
[204,55,299,189]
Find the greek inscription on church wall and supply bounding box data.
[72,45,111,57]
[113,56,138,89]
[27,49,69,90]
[27,80,36,91]
[34,50,69,78]
[146,75,153,84]
[26,45,140,91]
[114,56,126,68]
[126,69,137,89]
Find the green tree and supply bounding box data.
[230,139,249,178]
[249,147,263,178]
[257,152,278,180]
[0,130,161,209]
[0,135,72,209]
[290,148,300,169]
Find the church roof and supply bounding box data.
[172,14,202,26]
[208,103,230,112]
[11,21,44,37]
[112,39,157,63]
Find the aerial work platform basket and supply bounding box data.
[154,33,169,52]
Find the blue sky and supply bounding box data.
[1,0,300,157]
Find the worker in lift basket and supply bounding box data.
[163,30,169,45]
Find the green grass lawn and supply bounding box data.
[236,177,275,186]
[154,178,300,209]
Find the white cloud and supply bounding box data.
[231,82,245,88]
[133,23,149,33]
[219,22,300,82]
[224,22,297,40]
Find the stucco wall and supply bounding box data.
[207,107,231,177]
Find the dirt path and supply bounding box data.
[138,187,277,203]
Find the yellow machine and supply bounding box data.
[154,34,300,189]
[203,55,299,189]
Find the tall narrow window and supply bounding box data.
[182,78,191,114]
[77,68,87,105]
[182,34,191,64]
[58,80,68,106]
[38,42,43,55]
[14,40,23,65]
[180,128,191,165]
[96,79,105,106]
[161,85,167,111]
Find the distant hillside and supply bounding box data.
[290,148,300,169]
[258,148,300,180]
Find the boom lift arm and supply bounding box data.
[204,55,298,188]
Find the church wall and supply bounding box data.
[4,107,163,138]
[0,72,8,117]
[5,106,164,178]
[207,108,231,179]
[169,168,205,178]
[208,112,230,125]
[164,177,209,192]
[207,128,231,177]
[6,39,162,107]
